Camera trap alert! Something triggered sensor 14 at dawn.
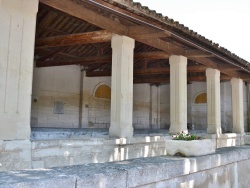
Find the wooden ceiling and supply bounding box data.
[34,0,250,84]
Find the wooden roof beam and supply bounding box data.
[39,0,183,55]
[36,51,169,67]
[190,57,247,79]
[39,0,247,80]
[185,50,213,58]
[86,65,213,77]
[36,30,112,49]
[35,27,172,49]
[134,75,231,84]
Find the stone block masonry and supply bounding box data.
[1,146,250,188]
[0,140,31,171]
[31,136,168,169]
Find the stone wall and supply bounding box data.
[31,67,249,132]
[133,84,151,129]
[31,66,81,128]
[0,140,31,171]
[31,68,155,129]
[160,81,248,132]
[31,136,167,169]
[1,146,250,188]
[160,84,170,128]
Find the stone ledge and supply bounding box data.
[1,146,250,188]
[244,134,250,145]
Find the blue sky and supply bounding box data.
[136,0,250,62]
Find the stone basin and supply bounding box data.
[165,139,216,157]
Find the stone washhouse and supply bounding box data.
[1,0,250,187]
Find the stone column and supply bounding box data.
[206,68,222,134]
[169,55,187,133]
[150,85,160,129]
[247,83,250,132]
[0,0,38,170]
[231,78,244,133]
[109,34,135,138]
[0,0,38,140]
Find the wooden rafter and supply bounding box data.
[85,66,219,77]
[133,74,232,84]
[36,51,170,67]
[184,50,213,58]
[38,0,250,81]
[36,30,112,48]
[39,0,185,55]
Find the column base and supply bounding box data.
[169,124,188,134]
[109,125,133,138]
[233,127,244,134]
[0,140,31,171]
[207,126,222,134]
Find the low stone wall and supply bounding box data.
[244,134,250,144]
[31,136,169,169]
[203,133,245,148]
[1,132,245,171]
[0,140,31,171]
[1,146,250,188]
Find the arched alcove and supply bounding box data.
[94,84,111,99]
[194,92,207,104]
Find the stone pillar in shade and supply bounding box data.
[247,83,250,132]
[231,78,244,133]
[150,85,160,129]
[169,55,187,133]
[0,0,39,140]
[0,0,38,171]
[206,68,222,134]
[109,34,135,138]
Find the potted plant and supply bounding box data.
[165,131,216,157]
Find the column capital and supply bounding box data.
[231,77,243,85]
[206,68,220,78]
[169,55,187,66]
[1,0,39,15]
[111,34,135,49]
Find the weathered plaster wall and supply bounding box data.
[31,66,81,128]
[160,84,170,129]
[32,69,154,129]
[160,81,248,132]
[31,66,248,132]
[190,82,207,130]
[80,74,111,128]
[133,84,151,129]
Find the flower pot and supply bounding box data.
[165,139,216,157]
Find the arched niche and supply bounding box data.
[94,83,111,99]
[194,92,207,104]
